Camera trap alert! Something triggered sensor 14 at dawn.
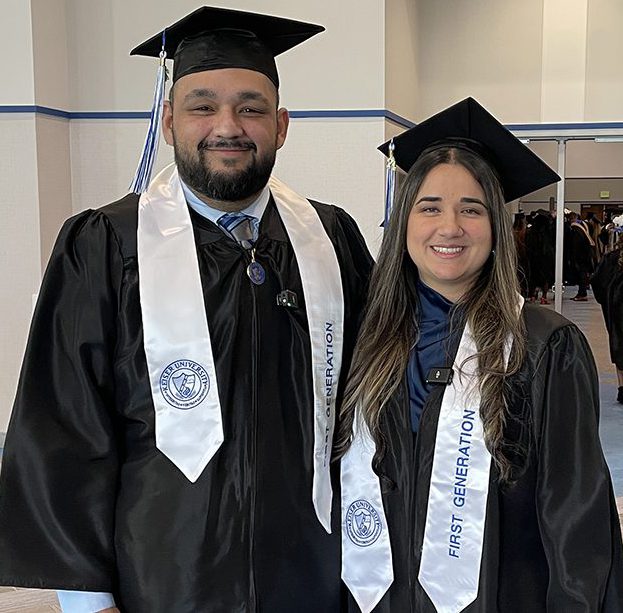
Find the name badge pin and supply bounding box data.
[425,367,453,385]
[277,289,298,308]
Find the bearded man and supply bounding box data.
[0,7,372,613]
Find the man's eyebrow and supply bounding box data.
[237,91,271,105]
[182,89,271,105]
[183,89,217,103]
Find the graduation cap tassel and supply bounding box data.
[383,139,396,228]
[130,34,168,194]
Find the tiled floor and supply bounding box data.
[2,286,623,611]
[0,586,60,611]
[556,287,623,497]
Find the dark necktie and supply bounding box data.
[217,212,256,249]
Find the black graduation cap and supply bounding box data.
[378,97,560,202]
[130,6,325,87]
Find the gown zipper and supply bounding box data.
[244,245,259,610]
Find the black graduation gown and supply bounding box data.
[526,214,555,290]
[363,304,623,612]
[568,224,596,278]
[592,249,623,369]
[0,192,373,612]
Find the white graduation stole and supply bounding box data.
[341,411,394,613]
[341,296,523,612]
[418,320,498,612]
[138,164,222,483]
[269,177,344,533]
[137,163,344,532]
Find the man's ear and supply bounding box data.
[162,100,174,146]
[276,107,289,150]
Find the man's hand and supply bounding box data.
[98,609,120,613]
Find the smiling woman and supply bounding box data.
[336,98,623,613]
[406,162,492,302]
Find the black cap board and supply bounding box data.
[379,97,560,202]
[130,6,324,87]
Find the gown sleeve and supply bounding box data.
[330,207,374,386]
[532,324,623,611]
[332,206,374,305]
[0,210,122,592]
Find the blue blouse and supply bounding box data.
[407,281,458,432]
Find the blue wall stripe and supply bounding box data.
[36,106,71,119]
[4,105,623,132]
[384,110,416,128]
[508,121,623,131]
[0,105,415,126]
[0,105,71,119]
[0,105,39,114]
[288,109,416,128]
[70,111,150,120]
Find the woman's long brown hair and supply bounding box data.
[334,146,527,483]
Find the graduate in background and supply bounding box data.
[336,98,623,613]
[0,7,372,612]
[567,210,596,301]
[592,218,623,405]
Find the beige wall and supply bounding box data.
[540,0,588,122]
[567,140,623,177]
[2,0,35,104]
[0,116,40,429]
[414,0,545,122]
[274,118,387,254]
[35,116,73,267]
[1,0,72,430]
[32,0,73,267]
[65,0,386,112]
[1,1,38,430]
[585,0,623,121]
[69,119,173,213]
[412,0,623,124]
[385,0,419,121]
[32,0,70,110]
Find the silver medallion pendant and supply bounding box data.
[247,260,266,285]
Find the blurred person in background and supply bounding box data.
[592,215,623,404]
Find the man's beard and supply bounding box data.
[174,136,276,203]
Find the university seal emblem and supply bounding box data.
[345,499,382,547]
[159,359,210,410]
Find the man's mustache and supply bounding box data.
[198,139,257,152]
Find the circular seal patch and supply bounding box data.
[159,359,210,410]
[246,261,266,285]
[345,499,382,547]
